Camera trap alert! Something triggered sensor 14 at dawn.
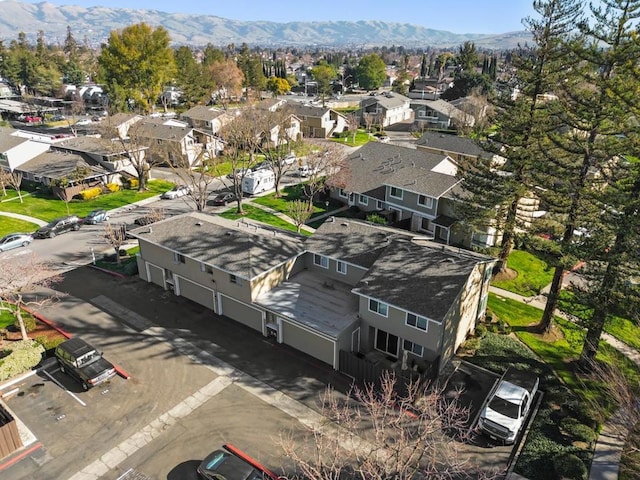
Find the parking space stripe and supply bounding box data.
[67,376,232,480]
[41,370,87,407]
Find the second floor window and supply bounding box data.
[418,195,433,208]
[369,299,388,317]
[230,274,243,286]
[389,187,403,199]
[314,254,329,269]
[406,313,428,331]
[337,261,347,275]
[359,195,368,205]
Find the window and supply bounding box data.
[406,313,428,332]
[376,200,384,210]
[359,195,368,205]
[418,195,433,209]
[403,339,424,356]
[200,263,214,273]
[375,330,398,356]
[339,189,348,198]
[173,252,185,264]
[336,261,347,275]
[389,187,403,199]
[230,274,243,286]
[369,299,388,317]
[313,254,329,269]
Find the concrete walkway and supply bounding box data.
[0,210,47,227]
[490,286,633,480]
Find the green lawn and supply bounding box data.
[0,180,173,223]
[0,217,40,237]
[218,204,310,235]
[329,130,373,147]
[558,290,640,350]
[251,184,330,216]
[491,249,554,296]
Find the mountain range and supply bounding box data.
[0,1,531,49]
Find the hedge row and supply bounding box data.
[0,340,45,381]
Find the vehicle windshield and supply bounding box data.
[45,220,59,228]
[202,451,229,472]
[488,396,519,419]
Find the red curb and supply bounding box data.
[114,364,131,380]
[20,306,72,339]
[87,264,127,279]
[0,442,43,471]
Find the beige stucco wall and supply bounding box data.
[282,321,335,366]
[220,295,263,331]
[303,252,367,286]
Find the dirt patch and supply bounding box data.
[493,268,517,282]
[1,320,67,348]
[523,322,564,342]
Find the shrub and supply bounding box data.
[552,452,588,480]
[34,335,66,353]
[497,319,512,335]
[14,315,36,333]
[128,178,139,189]
[475,323,488,338]
[79,187,102,200]
[0,340,45,381]
[366,213,387,225]
[560,417,598,444]
[105,183,120,192]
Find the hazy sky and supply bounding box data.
[12,0,539,34]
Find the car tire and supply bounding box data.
[21,241,29,247]
[73,224,80,231]
[49,231,56,238]
[59,363,65,373]
[82,381,89,391]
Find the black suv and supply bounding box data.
[55,337,116,390]
[34,215,82,239]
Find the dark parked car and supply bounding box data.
[198,444,280,480]
[34,215,82,238]
[54,337,116,391]
[0,233,33,252]
[82,209,109,225]
[210,191,238,206]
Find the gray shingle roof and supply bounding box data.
[304,218,414,268]
[341,142,460,198]
[181,105,226,122]
[135,121,192,141]
[18,151,109,179]
[287,103,330,118]
[353,239,490,322]
[416,131,490,158]
[0,129,28,152]
[54,136,134,157]
[360,92,410,110]
[129,212,304,280]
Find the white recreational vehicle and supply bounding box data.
[242,169,276,195]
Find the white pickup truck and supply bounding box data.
[478,367,539,444]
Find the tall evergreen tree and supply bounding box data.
[456,0,583,274]
[535,0,640,335]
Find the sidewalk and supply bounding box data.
[0,211,47,227]
[490,286,632,480]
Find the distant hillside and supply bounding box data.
[0,1,531,49]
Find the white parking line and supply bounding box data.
[42,369,87,407]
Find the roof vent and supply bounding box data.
[329,216,335,223]
[226,231,234,236]
[341,221,349,227]
[195,222,203,226]
[148,227,153,234]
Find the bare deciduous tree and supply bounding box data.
[0,169,11,196]
[0,255,61,341]
[346,113,359,146]
[286,200,313,233]
[280,371,499,480]
[300,141,346,207]
[103,223,128,264]
[6,171,23,203]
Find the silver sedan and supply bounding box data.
[0,232,33,252]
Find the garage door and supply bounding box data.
[147,264,164,288]
[282,321,335,367]
[220,295,262,332]
[176,276,215,312]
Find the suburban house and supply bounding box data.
[0,128,50,172]
[359,92,413,128]
[130,212,494,378]
[105,113,144,140]
[15,150,111,198]
[53,135,149,181]
[286,103,348,138]
[411,99,474,130]
[328,142,497,248]
[133,117,213,167]
[180,105,230,136]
